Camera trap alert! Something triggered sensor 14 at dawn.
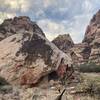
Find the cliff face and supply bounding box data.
[82,10,100,64]
[83,10,100,44]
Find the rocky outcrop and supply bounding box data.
[52,34,84,65]
[70,43,85,65]
[52,34,74,53]
[0,16,72,86]
[0,16,45,41]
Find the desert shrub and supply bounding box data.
[0,85,12,94]
[76,80,100,95]
[0,77,9,85]
[0,77,12,94]
[79,62,100,72]
[95,84,100,94]
[83,81,96,94]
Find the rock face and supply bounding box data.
[70,43,85,65]
[0,16,45,41]
[83,10,100,43]
[0,16,72,86]
[52,34,74,53]
[82,10,100,64]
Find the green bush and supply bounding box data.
[0,77,9,85]
[0,85,12,94]
[79,62,100,73]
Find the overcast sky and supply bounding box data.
[0,0,100,43]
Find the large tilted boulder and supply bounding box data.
[0,16,72,86]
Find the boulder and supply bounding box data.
[0,16,72,86]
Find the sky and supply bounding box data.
[0,0,100,43]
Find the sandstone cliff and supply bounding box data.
[82,10,100,64]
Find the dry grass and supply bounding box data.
[71,73,100,100]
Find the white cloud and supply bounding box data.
[0,0,30,13]
[37,12,94,43]
[0,0,99,43]
[38,19,68,40]
[0,12,16,23]
[19,0,31,12]
[37,19,81,43]
[43,0,56,8]
[82,0,93,13]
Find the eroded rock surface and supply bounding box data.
[52,34,83,65]
[52,34,74,53]
[0,16,72,86]
[0,16,45,41]
[82,10,100,64]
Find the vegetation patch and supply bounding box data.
[75,73,100,94]
[0,77,9,86]
[79,62,100,73]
